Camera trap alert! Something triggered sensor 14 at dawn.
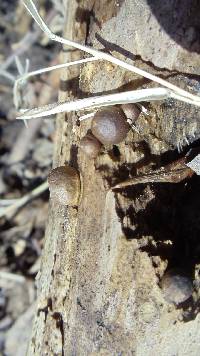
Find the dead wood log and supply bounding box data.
[28,1,200,355]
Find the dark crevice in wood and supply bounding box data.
[52,312,65,356]
[37,298,53,323]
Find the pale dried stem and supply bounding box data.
[17,88,171,120]
[14,57,99,108]
[0,271,25,284]
[78,112,96,121]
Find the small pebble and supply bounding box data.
[161,269,193,304]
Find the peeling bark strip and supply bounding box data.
[28,1,200,355]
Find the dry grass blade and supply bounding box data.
[17,88,171,120]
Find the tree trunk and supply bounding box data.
[28,0,200,355]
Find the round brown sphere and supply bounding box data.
[161,269,193,305]
[48,165,81,206]
[80,133,102,158]
[91,107,130,145]
[121,103,141,121]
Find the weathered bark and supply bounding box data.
[28,1,200,355]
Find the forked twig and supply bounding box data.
[14,57,99,110]
[17,0,200,121]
